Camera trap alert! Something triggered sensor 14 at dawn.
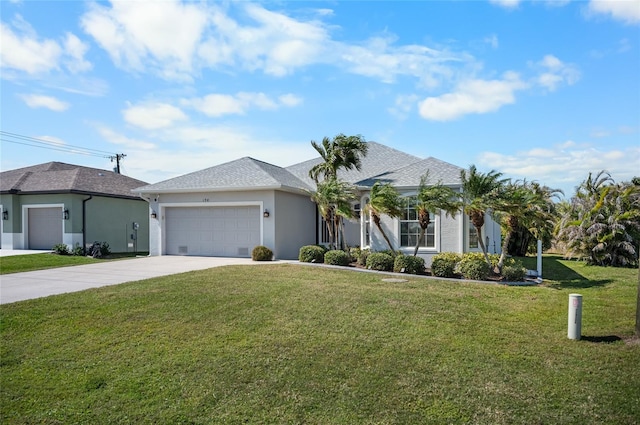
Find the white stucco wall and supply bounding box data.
[274,191,316,259]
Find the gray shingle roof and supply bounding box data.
[133,142,464,194]
[356,157,464,188]
[285,141,422,187]
[134,157,313,193]
[0,162,148,199]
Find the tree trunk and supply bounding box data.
[497,230,513,272]
[372,213,395,252]
[498,216,518,271]
[413,227,426,257]
[470,211,491,265]
[476,225,491,266]
[414,210,430,257]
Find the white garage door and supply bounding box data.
[28,207,63,250]
[165,206,260,257]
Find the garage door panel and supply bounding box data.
[165,206,260,257]
[28,207,63,250]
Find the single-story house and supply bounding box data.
[133,142,501,265]
[0,162,150,253]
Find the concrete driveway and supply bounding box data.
[0,256,286,304]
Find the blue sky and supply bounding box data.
[1,0,639,197]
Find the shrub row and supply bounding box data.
[430,252,526,281]
[297,246,426,275]
[53,242,110,258]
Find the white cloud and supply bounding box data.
[534,54,580,91]
[587,0,640,24]
[123,102,188,130]
[337,35,468,87]
[490,0,521,9]
[388,94,419,120]
[19,94,69,111]
[477,142,640,196]
[80,2,472,86]
[278,93,303,107]
[97,126,156,150]
[418,71,527,121]
[186,92,301,117]
[63,33,92,73]
[81,0,209,80]
[0,19,62,74]
[0,15,91,76]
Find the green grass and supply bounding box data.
[0,252,149,274]
[1,257,639,424]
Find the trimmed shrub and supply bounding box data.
[100,242,111,257]
[431,252,462,278]
[252,245,273,261]
[299,245,326,263]
[357,248,371,266]
[324,250,351,266]
[379,249,399,258]
[366,252,394,271]
[456,253,491,281]
[393,255,425,274]
[52,243,70,255]
[502,260,526,281]
[349,247,361,263]
[72,244,84,256]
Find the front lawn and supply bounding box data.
[0,252,149,275]
[1,259,638,424]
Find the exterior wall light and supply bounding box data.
[63,208,69,220]
[151,211,157,219]
[263,209,270,218]
[2,210,8,220]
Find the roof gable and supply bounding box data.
[356,157,464,188]
[134,157,312,193]
[0,162,148,199]
[285,141,421,186]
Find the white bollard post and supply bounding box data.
[568,294,583,340]
[536,239,543,278]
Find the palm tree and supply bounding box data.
[309,179,357,250]
[412,173,461,256]
[365,182,404,252]
[557,171,640,267]
[494,181,562,271]
[460,165,507,265]
[309,134,368,183]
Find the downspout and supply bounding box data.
[315,205,319,245]
[82,195,93,254]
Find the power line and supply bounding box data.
[0,130,115,157]
[1,130,129,174]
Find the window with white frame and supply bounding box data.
[361,197,370,247]
[468,225,479,249]
[400,197,435,249]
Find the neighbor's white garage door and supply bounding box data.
[28,207,63,250]
[165,206,260,257]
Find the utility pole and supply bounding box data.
[109,153,126,174]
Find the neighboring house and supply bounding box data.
[134,142,501,264]
[0,162,149,253]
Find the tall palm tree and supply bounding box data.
[412,173,461,256]
[365,182,404,252]
[460,165,507,265]
[308,134,368,183]
[494,180,562,271]
[309,179,357,250]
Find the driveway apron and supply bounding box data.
[0,256,270,304]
